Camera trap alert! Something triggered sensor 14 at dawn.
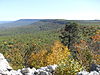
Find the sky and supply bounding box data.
[0,0,100,21]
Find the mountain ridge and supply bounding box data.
[0,19,41,29]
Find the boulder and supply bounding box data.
[39,71,52,75]
[47,64,58,72]
[77,70,100,75]
[10,70,22,75]
[21,67,36,75]
[77,70,89,75]
[0,53,12,74]
[90,64,100,72]
[89,71,99,75]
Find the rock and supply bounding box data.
[10,70,22,75]
[77,64,100,75]
[77,70,89,75]
[89,71,99,75]
[39,66,48,71]
[34,65,57,75]
[17,69,21,73]
[32,67,36,72]
[35,70,52,75]
[21,67,36,75]
[0,53,58,75]
[21,68,32,74]
[21,68,31,74]
[90,64,100,72]
[77,70,100,75]
[39,71,49,75]
[35,69,44,75]
[0,53,12,74]
[47,64,58,72]
[0,70,10,75]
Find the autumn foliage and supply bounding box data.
[27,41,70,68]
[74,40,93,70]
[91,30,100,64]
[91,30,100,42]
[75,38,100,70]
[28,50,47,68]
[55,58,84,75]
[27,41,84,75]
[47,41,70,65]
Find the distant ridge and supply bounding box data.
[0,19,100,30]
[17,19,41,21]
[0,19,41,29]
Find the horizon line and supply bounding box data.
[0,18,100,21]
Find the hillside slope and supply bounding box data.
[0,19,100,36]
[0,19,41,29]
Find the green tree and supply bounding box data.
[60,22,81,53]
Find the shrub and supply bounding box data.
[55,58,84,75]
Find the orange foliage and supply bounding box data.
[75,39,100,70]
[91,34,100,42]
[91,30,100,42]
[74,40,88,51]
[74,40,93,70]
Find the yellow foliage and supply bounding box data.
[28,50,47,68]
[93,54,100,64]
[47,41,70,65]
[96,30,100,34]
[28,41,70,68]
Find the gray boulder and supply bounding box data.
[10,70,22,75]
[0,53,12,74]
[34,65,57,75]
[21,67,36,75]
[89,71,99,75]
[90,64,100,72]
[77,70,89,75]
[47,64,58,72]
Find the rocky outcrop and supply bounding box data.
[0,53,12,74]
[21,65,57,75]
[0,65,57,75]
[0,53,57,75]
[77,64,100,75]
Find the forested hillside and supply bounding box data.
[0,19,100,75]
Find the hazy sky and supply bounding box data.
[0,0,100,20]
